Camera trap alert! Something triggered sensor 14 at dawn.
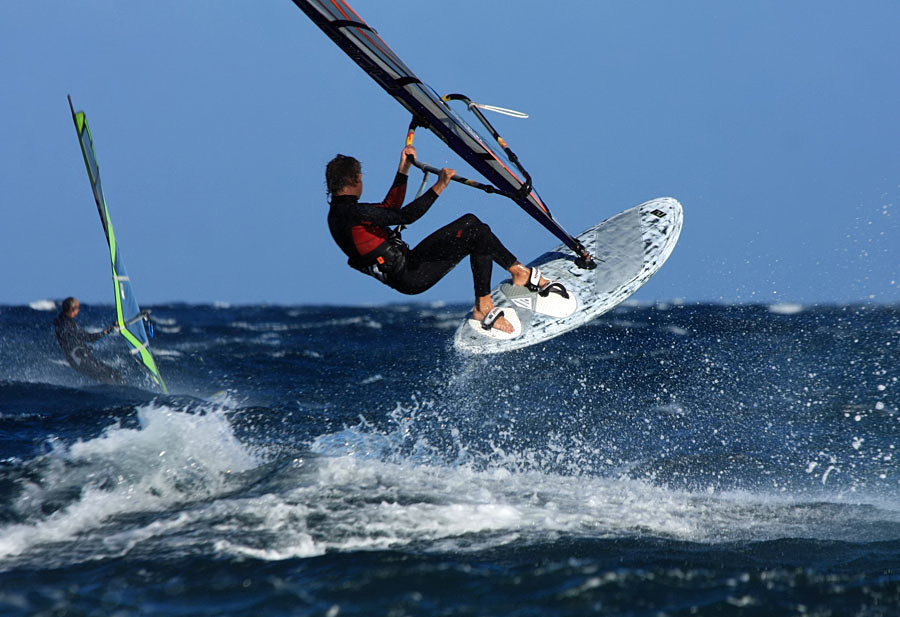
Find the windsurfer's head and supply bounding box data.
[61,297,80,317]
[326,154,362,198]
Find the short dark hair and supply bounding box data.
[325,154,361,198]
[61,297,78,313]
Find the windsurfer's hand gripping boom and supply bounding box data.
[401,145,455,196]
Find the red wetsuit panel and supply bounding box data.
[349,179,407,255]
[328,173,438,262]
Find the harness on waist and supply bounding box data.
[347,231,408,284]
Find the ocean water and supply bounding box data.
[1,301,898,616]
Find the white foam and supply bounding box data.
[205,452,703,561]
[768,303,804,315]
[324,316,382,329]
[275,416,900,556]
[212,496,322,560]
[8,406,900,566]
[435,317,463,330]
[151,348,181,358]
[29,299,57,311]
[232,321,293,332]
[0,404,259,560]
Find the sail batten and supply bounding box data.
[67,96,168,394]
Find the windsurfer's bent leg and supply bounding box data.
[390,214,515,293]
[391,214,543,334]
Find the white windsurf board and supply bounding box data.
[453,197,683,354]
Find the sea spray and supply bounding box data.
[0,402,259,560]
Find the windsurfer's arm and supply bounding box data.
[357,160,453,226]
[378,145,418,208]
[431,167,455,196]
[356,187,439,227]
[398,145,416,175]
[395,147,454,194]
[362,166,453,225]
[80,327,106,344]
[382,173,408,209]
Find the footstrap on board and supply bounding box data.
[539,281,569,299]
[481,307,505,330]
[526,267,569,299]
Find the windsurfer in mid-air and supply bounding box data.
[53,297,126,385]
[324,145,566,335]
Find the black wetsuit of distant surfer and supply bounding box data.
[54,302,125,385]
[327,171,518,298]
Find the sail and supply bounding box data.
[67,96,168,394]
[291,0,593,266]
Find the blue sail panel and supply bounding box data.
[68,96,168,394]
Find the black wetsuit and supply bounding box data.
[328,172,517,297]
[53,313,125,385]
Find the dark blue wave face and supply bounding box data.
[1,302,899,616]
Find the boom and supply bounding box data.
[291,0,595,268]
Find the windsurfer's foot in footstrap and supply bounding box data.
[500,266,577,319]
[468,306,522,340]
[524,267,569,299]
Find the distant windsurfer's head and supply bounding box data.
[61,297,80,317]
[326,154,362,198]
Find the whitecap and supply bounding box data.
[0,403,259,560]
[768,303,804,315]
[151,348,182,358]
[29,299,57,311]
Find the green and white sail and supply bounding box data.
[67,95,168,393]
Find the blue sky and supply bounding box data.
[2,1,898,307]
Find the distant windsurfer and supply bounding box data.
[325,146,567,334]
[53,297,126,385]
